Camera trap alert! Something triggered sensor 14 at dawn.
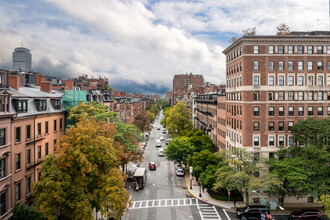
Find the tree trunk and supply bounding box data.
[245,192,249,205]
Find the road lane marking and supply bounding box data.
[129,198,198,209]
[223,209,230,220]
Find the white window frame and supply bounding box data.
[307,61,313,70]
[307,74,314,86]
[253,135,260,147]
[269,45,274,54]
[268,136,275,147]
[278,74,285,86]
[297,74,304,86]
[288,74,295,86]
[253,74,260,86]
[298,61,304,70]
[254,45,259,54]
[278,61,284,70]
[317,74,324,86]
[278,136,285,146]
[308,91,313,101]
[268,74,275,86]
[327,74,330,85]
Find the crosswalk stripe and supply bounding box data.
[129,198,197,209]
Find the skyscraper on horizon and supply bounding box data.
[13,47,32,72]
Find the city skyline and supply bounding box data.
[0,0,329,94]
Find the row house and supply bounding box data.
[0,72,66,219]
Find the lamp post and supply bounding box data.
[189,166,193,190]
[252,190,268,214]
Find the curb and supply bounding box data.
[184,175,234,211]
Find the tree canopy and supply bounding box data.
[276,23,291,35]
[133,110,154,133]
[242,27,256,36]
[166,101,192,136]
[34,119,130,219]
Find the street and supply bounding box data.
[123,112,237,220]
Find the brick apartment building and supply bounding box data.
[173,73,204,104]
[223,31,330,204]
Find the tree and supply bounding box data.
[319,194,330,216]
[164,136,192,165]
[160,106,172,127]
[199,164,220,189]
[214,151,282,205]
[229,36,239,43]
[133,110,153,133]
[166,101,192,136]
[34,119,130,219]
[12,203,46,220]
[149,103,160,117]
[160,100,171,109]
[182,128,213,152]
[242,27,256,36]
[276,23,291,35]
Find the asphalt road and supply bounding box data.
[123,112,235,220]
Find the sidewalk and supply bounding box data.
[184,175,245,211]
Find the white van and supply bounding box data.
[155,140,161,147]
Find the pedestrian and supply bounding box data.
[234,199,236,207]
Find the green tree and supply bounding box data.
[319,194,330,216]
[199,164,220,189]
[242,27,256,36]
[149,103,160,117]
[160,106,172,127]
[276,23,291,35]
[34,119,130,219]
[160,99,171,109]
[164,136,192,165]
[12,203,46,220]
[182,128,213,151]
[166,101,192,136]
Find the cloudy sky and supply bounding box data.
[0,0,329,94]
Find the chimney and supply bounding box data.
[40,81,52,93]
[36,72,41,85]
[9,75,19,90]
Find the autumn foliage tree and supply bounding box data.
[276,23,291,35]
[34,119,130,219]
[133,110,154,133]
[166,101,192,136]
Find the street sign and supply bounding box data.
[189,166,193,174]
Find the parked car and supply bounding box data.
[155,140,161,147]
[176,168,184,177]
[166,140,169,145]
[149,162,156,170]
[236,205,270,220]
[290,209,322,220]
[175,163,182,170]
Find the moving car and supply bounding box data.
[149,162,156,170]
[290,209,322,219]
[158,149,165,157]
[162,130,166,134]
[157,127,161,130]
[236,205,270,219]
[176,168,184,177]
[160,136,164,141]
[155,140,161,147]
[166,140,169,145]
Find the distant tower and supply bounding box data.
[13,47,32,72]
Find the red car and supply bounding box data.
[149,162,156,170]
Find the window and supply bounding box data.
[54,139,57,152]
[269,61,274,70]
[269,106,274,116]
[308,106,314,116]
[308,197,314,203]
[279,121,284,131]
[16,127,21,143]
[317,61,323,70]
[253,136,259,146]
[254,45,259,54]
[268,75,274,86]
[317,45,323,54]
[298,91,304,101]
[289,136,294,146]
[279,106,284,116]
[38,146,41,159]
[279,92,284,101]
[298,61,304,70]
[26,176,31,194]
[15,153,20,170]
[288,121,294,131]
[318,91,323,101]
[253,122,259,131]
[288,76,294,86]
[253,61,259,70]
[278,75,284,86]
[269,121,275,131]
[317,75,323,85]
[307,45,313,54]
[253,92,259,101]
[254,107,259,116]
[54,100,61,110]
[318,106,323,115]
[279,136,285,145]
[0,191,6,215]
[45,122,48,134]
[0,158,5,178]
[328,45,330,54]
[328,75,330,85]
[253,75,259,86]
[54,120,57,132]
[25,125,31,140]
[269,92,274,101]
[278,45,284,54]
[328,61,330,71]
[298,76,304,86]
[298,45,304,54]
[308,91,314,101]
[60,119,63,130]
[17,101,28,113]
[38,123,41,136]
[269,137,275,146]
[0,129,5,146]
[278,61,284,70]
[240,63,242,72]
[37,100,47,111]
[26,149,31,165]
[16,183,21,201]
[328,106,330,116]
[308,61,313,70]
[288,106,294,116]
[298,106,304,116]
[288,61,294,70]
[269,45,274,54]
[308,75,314,85]
[286,92,293,102]
[288,45,293,54]
[45,143,49,156]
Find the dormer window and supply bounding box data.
[54,100,61,110]
[36,100,47,111]
[17,101,28,113]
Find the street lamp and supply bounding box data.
[251,190,285,213]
